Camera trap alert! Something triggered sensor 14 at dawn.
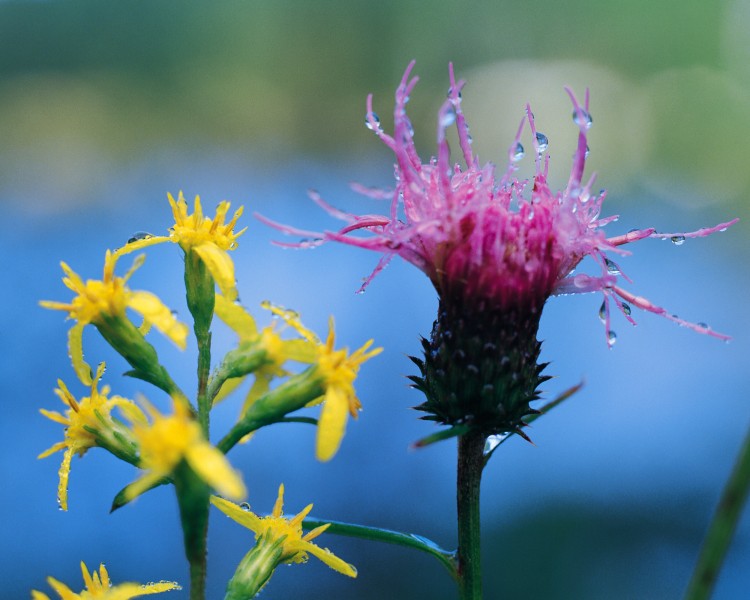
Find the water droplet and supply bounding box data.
[447,86,463,100]
[621,302,632,316]
[512,142,525,162]
[697,322,709,329]
[605,258,621,274]
[598,301,607,323]
[466,134,473,144]
[127,231,153,244]
[440,107,456,128]
[365,112,380,130]
[628,228,639,233]
[607,330,617,345]
[670,235,686,245]
[535,132,549,152]
[584,144,590,158]
[239,502,251,511]
[572,108,593,129]
[483,434,508,455]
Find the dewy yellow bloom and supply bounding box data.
[116,192,246,300]
[31,560,179,599]
[262,302,382,461]
[213,294,317,411]
[126,398,246,502]
[211,484,357,577]
[40,251,188,385]
[38,364,143,511]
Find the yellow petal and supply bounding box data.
[46,576,76,598]
[127,291,188,350]
[241,375,270,415]
[68,323,93,386]
[81,561,95,590]
[186,443,246,501]
[212,375,246,405]
[39,409,69,426]
[272,483,285,517]
[123,471,166,502]
[298,540,357,577]
[282,339,318,364]
[38,441,67,460]
[112,235,170,259]
[57,447,74,511]
[210,495,263,532]
[214,293,257,339]
[316,388,349,462]
[303,523,331,542]
[30,591,51,600]
[193,243,237,301]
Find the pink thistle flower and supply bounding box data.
[260,61,736,348]
[260,62,737,435]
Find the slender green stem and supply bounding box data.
[174,463,211,600]
[684,425,750,600]
[457,431,485,600]
[301,517,457,579]
[196,331,212,436]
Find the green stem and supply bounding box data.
[196,331,212,436]
[174,463,210,600]
[457,431,485,600]
[684,425,750,600]
[301,518,457,579]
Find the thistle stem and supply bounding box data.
[174,463,210,600]
[457,430,485,599]
[684,424,750,600]
[196,331,212,436]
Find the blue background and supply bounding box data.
[2,2,749,598]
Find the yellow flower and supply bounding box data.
[40,251,188,385]
[211,484,357,577]
[262,302,382,461]
[31,561,179,599]
[213,294,316,412]
[116,192,246,300]
[125,398,246,502]
[38,364,143,511]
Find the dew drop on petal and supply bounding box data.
[670,235,686,245]
[239,502,251,511]
[512,142,525,162]
[698,322,709,329]
[598,301,607,323]
[440,107,457,128]
[621,302,632,316]
[605,258,621,274]
[127,232,153,244]
[535,132,549,153]
[607,330,617,345]
[584,144,590,158]
[365,112,380,130]
[572,108,593,129]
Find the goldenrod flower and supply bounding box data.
[40,251,187,386]
[263,302,381,461]
[213,294,316,412]
[32,561,179,599]
[212,484,356,578]
[116,192,245,300]
[38,364,143,511]
[125,398,246,502]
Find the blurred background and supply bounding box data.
[3,1,749,598]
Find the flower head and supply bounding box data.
[262,302,382,461]
[125,398,246,502]
[117,192,246,300]
[40,251,188,385]
[32,561,179,599]
[38,364,143,511]
[211,484,356,577]
[262,61,737,346]
[213,294,317,413]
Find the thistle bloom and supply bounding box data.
[262,302,382,461]
[262,61,737,436]
[125,398,246,502]
[38,364,143,510]
[211,484,356,595]
[116,192,246,301]
[40,251,188,386]
[31,561,179,599]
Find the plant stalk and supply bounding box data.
[684,424,750,600]
[457,430,485,599]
